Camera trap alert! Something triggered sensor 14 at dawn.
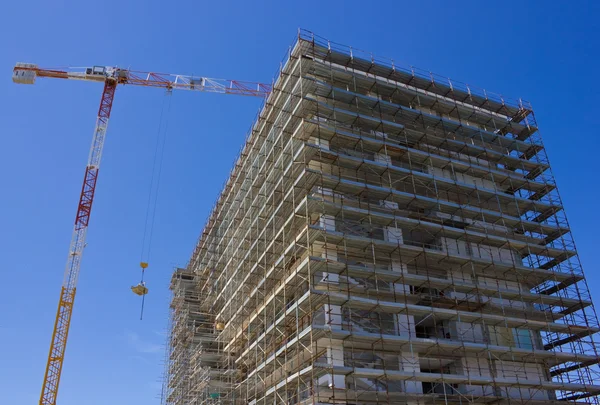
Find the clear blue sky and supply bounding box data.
[1,1,599,404]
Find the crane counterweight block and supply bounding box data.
[13,62,38,84]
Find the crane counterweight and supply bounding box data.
[13,62,38,84]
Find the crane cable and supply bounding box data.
[135,89,173,320]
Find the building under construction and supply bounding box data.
[164,30,600,405]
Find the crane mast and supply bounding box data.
[40,79,117,405]
[13,63,271,405]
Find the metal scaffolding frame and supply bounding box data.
[163,29,600,405]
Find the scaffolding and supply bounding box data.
[164,29,600,405]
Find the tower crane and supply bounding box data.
[12,63,272,405]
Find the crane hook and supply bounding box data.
[131,262,149,296]
[131,262,149,320]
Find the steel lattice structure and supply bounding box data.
[13,63,271,405]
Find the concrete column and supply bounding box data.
[400,352,422,394]
[385,225,403,244]
[391,260,410,296]
[319,213,338,284]
[385,225,421,393]
[392,248,415,339]
[326,339,345,390]
[320,211,341,333]
[387,227,414,339]
[387,227,408,294]
[320,214,336,232]
[324,304,342,329]
[395,313,415,338]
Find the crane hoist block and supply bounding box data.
[13,63,37,84]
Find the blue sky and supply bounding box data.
[1,1,599,404]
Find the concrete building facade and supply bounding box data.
[165,30,600,405]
